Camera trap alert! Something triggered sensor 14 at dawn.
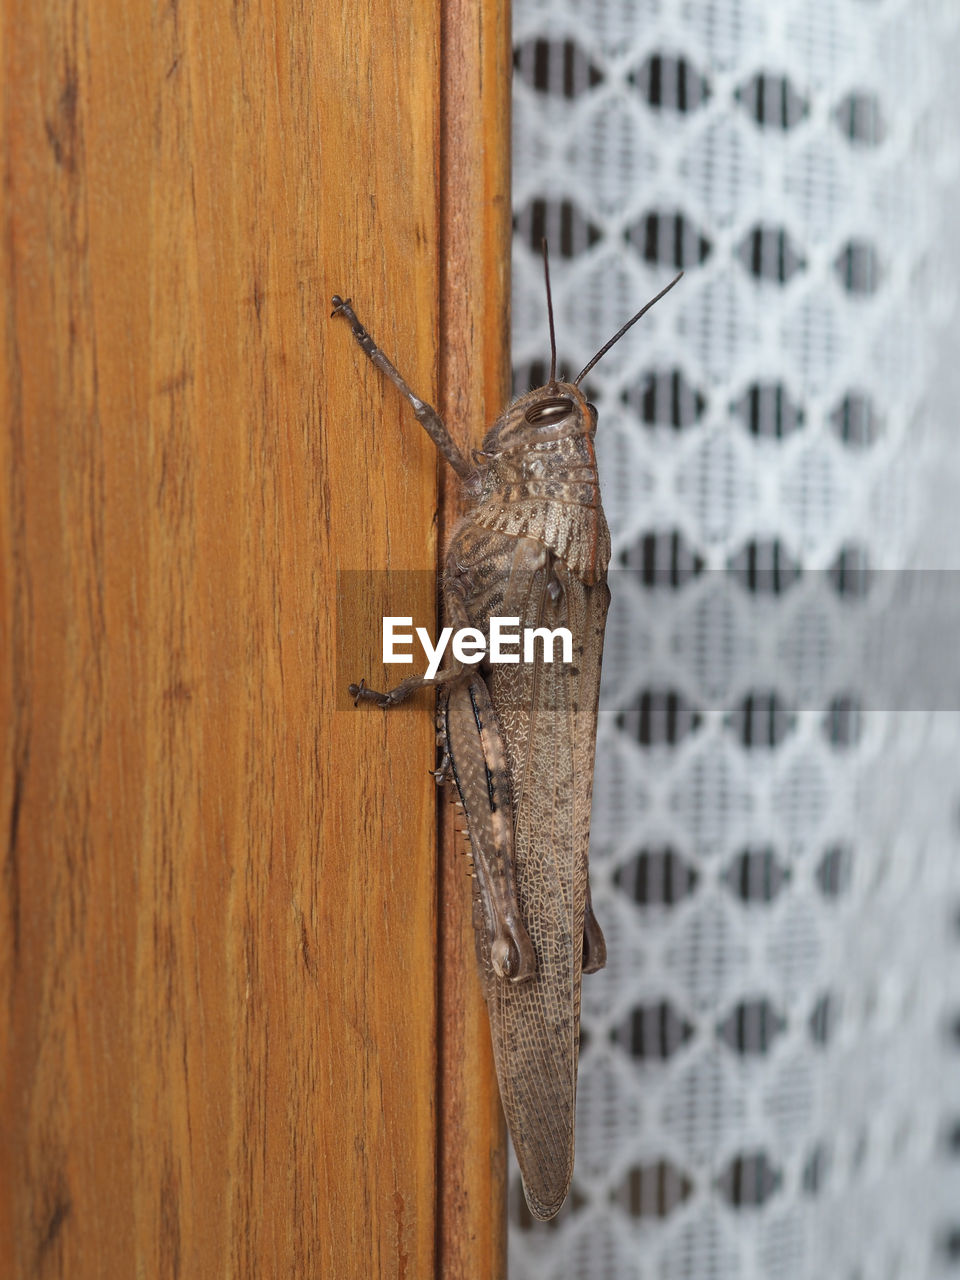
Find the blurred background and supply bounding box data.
[509,1,960,1276]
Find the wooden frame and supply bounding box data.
[0,2,511,1275]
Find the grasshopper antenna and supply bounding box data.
[574,271,683,387]
[542,239,558,387]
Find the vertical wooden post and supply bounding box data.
[438,4,512,1280]
[0,2,510,1276]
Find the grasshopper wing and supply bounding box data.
[448,533,609,1220]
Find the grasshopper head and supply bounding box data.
[479,381,597,458]
[476,245,681,464]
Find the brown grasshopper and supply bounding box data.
[332,252,681,1220]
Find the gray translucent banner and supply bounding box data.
[336,569,960,712]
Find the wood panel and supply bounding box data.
[0,2,510,1275]
[438,3,513,1278]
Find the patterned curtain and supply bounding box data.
[509,2,960,1276]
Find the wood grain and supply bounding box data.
[0,1,509,1275]
[437,3,513,1279]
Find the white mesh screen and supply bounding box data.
[509,1,960,1276]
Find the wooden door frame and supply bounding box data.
[0,2,511,1276]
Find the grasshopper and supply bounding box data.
[332,251,681,1220]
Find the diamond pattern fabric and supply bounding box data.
[509,2,960,1275]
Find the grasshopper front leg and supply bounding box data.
[331,295,477,484]
[347,578,476,707]
[348,666,465,708]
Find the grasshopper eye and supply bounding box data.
[525,395,574,425]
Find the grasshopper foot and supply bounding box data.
[431,749,453,786]
[348,677,416,708]
[348,678,390,708]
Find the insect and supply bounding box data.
[332,251,681,1219]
